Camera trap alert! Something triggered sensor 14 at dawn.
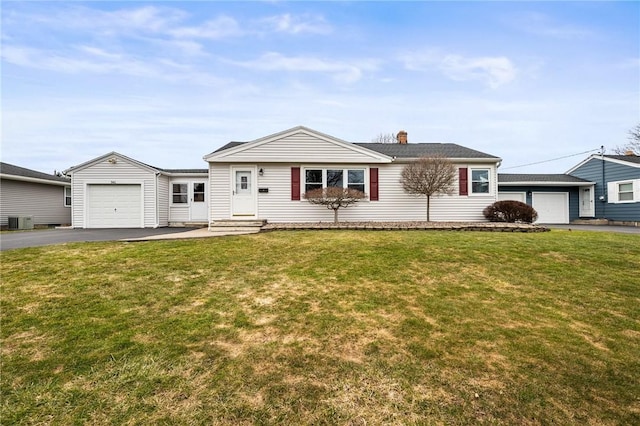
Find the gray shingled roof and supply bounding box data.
[158,168,208,174]
[213,142,244,153]
[0,162,70,184]
[605,154,640,164]
[354,143,499,159]
[498,173,592,183]
[213,141,500,159]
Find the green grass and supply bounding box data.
[2,230,639,425]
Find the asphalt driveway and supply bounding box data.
[0,228,196,251]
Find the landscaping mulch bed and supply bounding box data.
[262,221,549,232]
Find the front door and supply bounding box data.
[232,168,256,216]
[191,182,207,220]
[579,186,594,217]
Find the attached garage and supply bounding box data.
[87,184,142,228]
[66,152,209,228]
[532,192,569,224]
[498,173,594,225]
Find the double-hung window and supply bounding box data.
[172,183,188,204]
[64,187,72,207]
[618,182,633,202]
[608,179,639,203]
[471,169,490,194]
[304,168,367,195]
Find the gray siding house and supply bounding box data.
[0,162,72,228]
[567,154,640,224]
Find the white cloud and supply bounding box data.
[505,12,593,39]
[229,52,376,83]
[259,13,332,35]
[400,50,517,89]
[440,55,517,89]
[169,15,243,39]
[1,44,228,87]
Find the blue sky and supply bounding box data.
[2,1,639,174]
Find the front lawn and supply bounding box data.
[1,230,639,424]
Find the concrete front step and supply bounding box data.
[209,220,266,234]
[169,222,209,228]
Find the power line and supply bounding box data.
[500,148,602,170]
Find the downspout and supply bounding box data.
[154,172,160,228]
[601,146,606,219]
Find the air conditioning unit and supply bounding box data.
[8,216,34,230]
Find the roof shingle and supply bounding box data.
[0,162,70,184]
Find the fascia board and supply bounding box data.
[499,181,595,187]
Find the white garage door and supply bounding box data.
[498,192,526,202]
[87,184,142,228]
[532,192,569,224]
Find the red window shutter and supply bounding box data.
[291,167,301,200]
[459,168,468,196]
[370,168,379,201]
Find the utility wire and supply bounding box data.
[500,148,602,170]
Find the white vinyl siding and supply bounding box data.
[0,179,71,226]
[209,165,231,220]
[210,163,497,222]
[157,175,170,227]
[210,132,389,164]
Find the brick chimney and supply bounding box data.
[396,130,408,144]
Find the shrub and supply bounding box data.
[483,200,538,223]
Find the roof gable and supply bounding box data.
[204,126,393,163]
[65,152,161,174]
[0,162,70,186]
[567,154,640,174]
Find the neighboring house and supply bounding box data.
[0,162,71,229]
[203,126,501,223]
[567,154,640,224]
[65,152,207,228]
[498,174,594,224]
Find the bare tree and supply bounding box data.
[304,187,366,223]
[612,124,640,155]
[371,132,398,143]
[400,156,457,221]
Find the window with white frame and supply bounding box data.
[471,169,490,194]
[608,179,639,203]
[64,187,72,207]
[619,182,633,201]
[304,168,367,195]
[172,183,188,204]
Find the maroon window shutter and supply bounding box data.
[459,167,468,196]
[370,168,379,201]
[291,167,301,200]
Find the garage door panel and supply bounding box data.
[532,192,568,224]
[498,192,526,202]
[87,184,142,228]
